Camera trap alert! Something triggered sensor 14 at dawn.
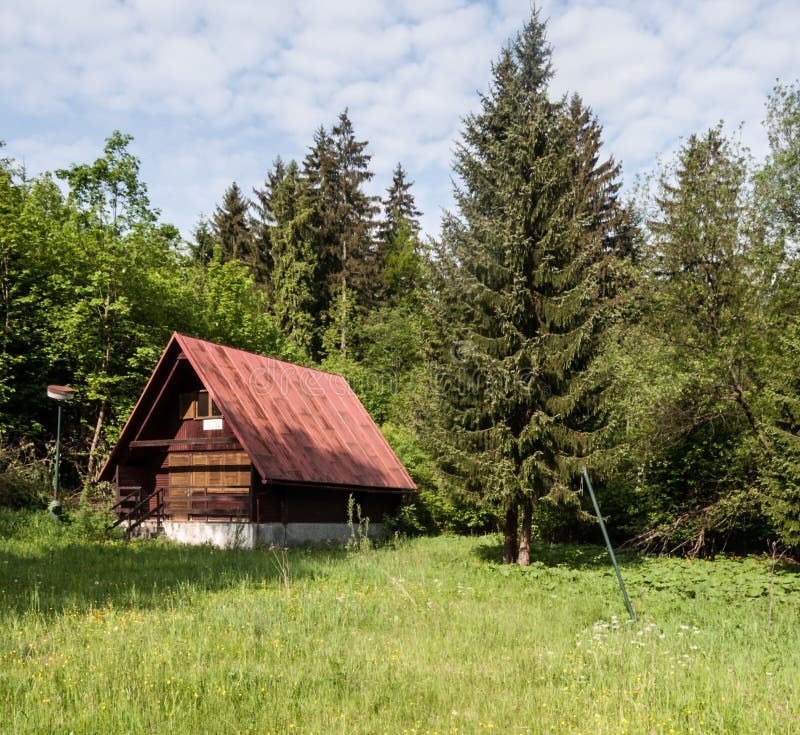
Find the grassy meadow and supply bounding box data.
[0,511,799,734]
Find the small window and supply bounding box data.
[197,390,221,419]
[178,391,221,420]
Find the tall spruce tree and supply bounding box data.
[428,12,633,564]
[256,159,318,354]
[377,163,424,305]
[304,112,378,357]
[189,215,216,265]
[646,127,770,448]
[251,158,290,291]
[378,163,422,242]
[213,182,268,281]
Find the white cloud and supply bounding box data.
[9,135,100,178]
[1,0,799,241]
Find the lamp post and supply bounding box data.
[47,385,75,508]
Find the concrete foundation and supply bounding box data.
[162,521,255,548]
[160,521,385,549]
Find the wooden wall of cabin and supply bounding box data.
[166,450,251,521]
[253,485,403,525]
[117,357,251,521]
[115,451,166,510]
[134,358,240,449]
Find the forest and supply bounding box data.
[1,12,799,561]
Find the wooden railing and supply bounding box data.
[109,487,165,537]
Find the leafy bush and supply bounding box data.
[0,441,51,509]
[68,504,120,542]
[381,422,496,535]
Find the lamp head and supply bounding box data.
[47,385,75,402]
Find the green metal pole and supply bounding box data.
[53,402,62,501]
[582,466,635,621]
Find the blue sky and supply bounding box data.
[2,0,798,240]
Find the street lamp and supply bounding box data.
[47,385,75,510]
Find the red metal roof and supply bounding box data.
[100,333,416,491]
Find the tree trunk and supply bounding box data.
[340,238,348,357]
[517,498,533,566]
[728,366,771,453]
[87,398,106,480]
[1,253,10,359]
[87,328,112,480]
[340,276,347,357]
[502,503,519,564]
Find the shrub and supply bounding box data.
[0,440,51,509]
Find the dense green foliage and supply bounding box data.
[605,128,776,554]
[2,513,799,734]
[757,81,800,546]
[0,134,293,485]
[1,12,799,555]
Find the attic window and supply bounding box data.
[197,391,222,418]
[179,391,222,420]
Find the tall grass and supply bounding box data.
[1,510,798,734]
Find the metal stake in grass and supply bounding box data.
[581,466,635,621]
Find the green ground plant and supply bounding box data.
[0,511,798,734]
[0,443,51,510]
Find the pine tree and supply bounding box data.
[428,12,633,564]
[647,127,770,448]
[212,182,266,280]
[189,215,216,265]
[260,159,318,354]
[251,158,289,291]
[378,163,422,242]
[303,111,378,357]
[376,163,424,305]
[382,218,427,306]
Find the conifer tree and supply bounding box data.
[376,163,424,305]
[304,111,378,357]
[213,182,267,280]
[251,158,289,291]
[257,159,318,355]
[378,163,422,242]
[428,12,633,563]
[189,215,216,265]
[646,127,769,447]
[613,125,783,556]
[382,218,427,306]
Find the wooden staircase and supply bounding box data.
[109,487,165,538]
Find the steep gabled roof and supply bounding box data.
[99,333,416,491]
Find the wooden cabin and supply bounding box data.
[98,333,416,547]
